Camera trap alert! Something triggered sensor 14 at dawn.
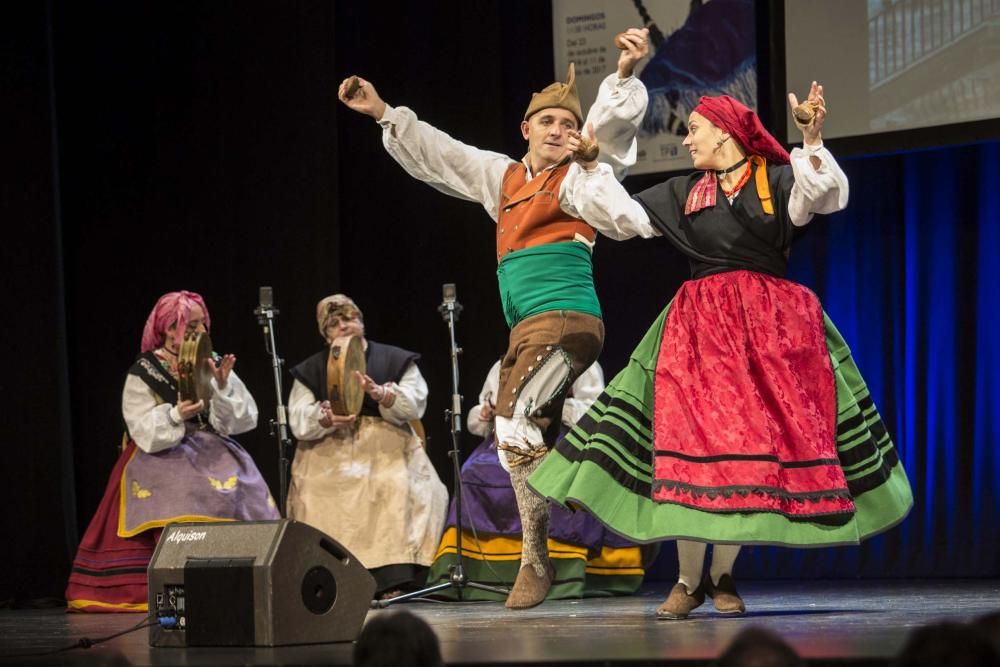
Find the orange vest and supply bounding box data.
[495,161,596,262]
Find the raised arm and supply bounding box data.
[556,29,658,238]
[583,28,651,180]
[562,159,660,240]
[787,81,849,226]
[339,76,513,221]
[207,370,258,436]
[355,362,428,426]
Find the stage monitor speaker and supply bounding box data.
[147,519,375,647]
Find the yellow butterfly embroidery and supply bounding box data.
[131,480,152,499]
[208,475,238,491]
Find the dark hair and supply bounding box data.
[353,610,443,667]
[713,627,803,667]
[973,610,1000,655]
[893,620,999,667]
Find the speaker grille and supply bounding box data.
[301,565,337,614]
[184,557,256,646]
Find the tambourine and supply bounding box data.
[178,331,214,403]
[326,335,366,416]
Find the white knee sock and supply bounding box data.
[676,540,707,594]
[709,544,741,584]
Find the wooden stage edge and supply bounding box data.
[1,580,997,666]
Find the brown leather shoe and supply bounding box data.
[704,573,746,614]
[655,582,706,620]
[505,560,554,609]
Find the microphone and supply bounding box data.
[254,286,280,352]
[259,285,274,311]
[254,286,280,324]
[254,286,276,317]
[438,283,463,321]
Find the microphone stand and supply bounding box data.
[254,296,293,516]
[374,289,509,608]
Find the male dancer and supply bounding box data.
[338,32,649,608]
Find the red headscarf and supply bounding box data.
[693,95,789,165]
[140,291,211,353]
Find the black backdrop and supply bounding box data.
[3,1,996,605]
[2,0,681,604]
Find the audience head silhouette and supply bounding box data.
[353,609,443,667]
[893,620,999,667]
[713,627,803,667]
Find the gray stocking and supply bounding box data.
[507,455,550,577]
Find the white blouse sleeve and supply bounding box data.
[466,360,501,438]
[562,163,660,240]
[122,374,185,454]
[788,141,850,227]
[561,362,605,427]
[207,371,258,436]
[378,362,428,426]
[379,105,515,221]
[288,378,341,441]
[583,74,649,180]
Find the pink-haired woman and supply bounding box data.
[65,291,279,612]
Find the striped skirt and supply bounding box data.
[426,436,646,600]
[529,274,912,547]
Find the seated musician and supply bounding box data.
[427,360,648,600]
[286,294,447,599]
[65,290,279,612]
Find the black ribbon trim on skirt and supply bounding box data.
[654,450,841,468]
[558,441,864,526]
[575,393,652,435]
[838,392,875,416]
[553,442,653,498]
[649,496,856,524]
[845,447,899,497]
[835,410,870,438]
[836,420,891,468]
[71,565,149,577]
[556,386,902,517]
[566,418,653,465]
[652,479,853,503]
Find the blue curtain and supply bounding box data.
[716,141,1000,578]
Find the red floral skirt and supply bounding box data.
[652,271,856,518]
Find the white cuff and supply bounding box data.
[803,139,825,153]
[377,105,399,127]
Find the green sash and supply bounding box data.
[496,241,601,328]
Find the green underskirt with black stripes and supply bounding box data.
[424,529,645,601]
[528,304,913,547]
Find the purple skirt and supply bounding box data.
[121,424,279,536]
[447,436,634,552]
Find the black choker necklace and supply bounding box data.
[161,346,178,357]
[715,157,748,175]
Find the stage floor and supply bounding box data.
[2,580,997,666]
